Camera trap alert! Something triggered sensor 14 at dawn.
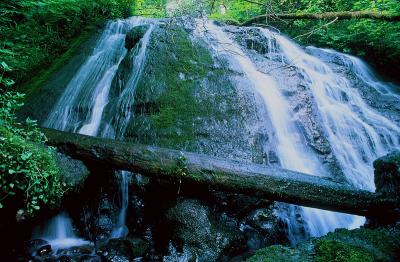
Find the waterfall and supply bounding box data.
[32,212,90,252]
[197,20,391,240]
[38,17,155,246]
[35,14,399,251]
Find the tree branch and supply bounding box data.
[241,11,400,26]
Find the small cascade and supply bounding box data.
[44,18,136,132]
[103,24,155,138]
[309,47,400,99]
[32,212,90,251]
[111,171,130,238]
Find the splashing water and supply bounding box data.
[32,212,90,252]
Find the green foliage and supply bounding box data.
[0,70,65,216]
[0,0,135,87]
[209,0,263,21]
[133,0,168,17]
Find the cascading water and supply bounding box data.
[197,20,384,240]
[111,171,130,238]
[270,33,400,191]
[45,19,131,133]
[32,212,90,251]
[37,17,155,246]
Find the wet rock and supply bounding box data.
[24,239,51,257]
[211,191,271,219]
[54,152,90,194]
[57,245,94,256]
[37,244,52,256]
[100,238,150,260]
[125,25,150,50]
[245,208,289,246]
[57,255,74,262]
[126,174,148,234]
[102,254,130,262]
[83,194,119,241]
[165,199,245,261]
[56,254,100,262]
[373,150,400,197]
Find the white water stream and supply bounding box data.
[37,17,155,248]
[199,21,399,239]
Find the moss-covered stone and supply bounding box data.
[247,227,400,262]
[125,25,150,50]
[315,239,373,262]
[117,23,264,162]
[247,245,311,262]
[373,150,400,197]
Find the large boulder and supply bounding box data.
[373,150,400,197]
[54,152,90,193]
[165,199,245,261]
[125,25,150,50]
[99,238,150,261]
[23,239,51,258]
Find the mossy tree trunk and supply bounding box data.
[42,128,400,221]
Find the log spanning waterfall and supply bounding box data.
[38,17,155,246]
[196,20,400,240]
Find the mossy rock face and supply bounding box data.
[247,244,312,262]
[125,24,150,50]
[315,239,373,262]
[119,23,267,161]
[373,150,400,197]
[54,152,90,194]
[247,227,400,262]
[165,199,245,261]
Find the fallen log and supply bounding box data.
[241,11,400,26]
[42,128,400,220]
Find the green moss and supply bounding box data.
[130,26,229,148]
[247,245,310,262]
[315,239,373,262]
[20,22,103,99]
[148,29,212,146]
[247,228,400,262]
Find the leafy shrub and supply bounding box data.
[0,63,65,217]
